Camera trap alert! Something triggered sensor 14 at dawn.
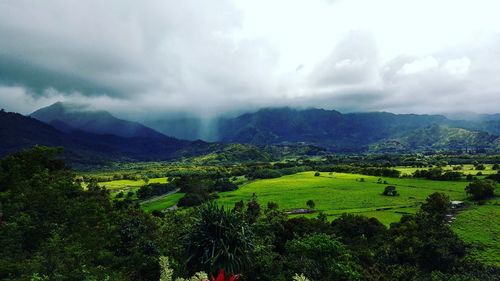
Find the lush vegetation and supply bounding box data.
[1,147,499,280]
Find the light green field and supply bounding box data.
[217,172,472,225]
[396,164,498,176]
[141,192,185,212]
[452,201,500,266]
[98,177,168,190]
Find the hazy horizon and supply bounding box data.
[1,0,500,118]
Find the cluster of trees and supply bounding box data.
[412,167,463,181]
[314,165,402,178]
[245,166,311,180]
[137,183,177,200]
[173,176,238,207]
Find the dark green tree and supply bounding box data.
[382,185,398,196]
[465,180,495,200]
[306,199,316,209]
[284,233,361,281]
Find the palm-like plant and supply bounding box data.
[184,202,254,274]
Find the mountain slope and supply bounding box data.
[31,102,166,139]
[216,108,449,152]
[370,125,500,153]
[0,110,209,165]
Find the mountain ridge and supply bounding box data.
[31,102,167,139]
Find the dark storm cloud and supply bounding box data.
[0,0,499,117]
[0,56,120,96]
[0,0,283,117]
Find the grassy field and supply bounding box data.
[452,200,500,266]
[94,170,499,265]
[97,177,169,190]
[396,164,498,176]
[141,192,185,212]
[217,172,474,225]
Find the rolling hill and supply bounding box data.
[216,108,449,152]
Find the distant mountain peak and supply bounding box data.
[31,102,167,139]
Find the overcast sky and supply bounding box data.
[1,0,500,119]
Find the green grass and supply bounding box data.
[217,172,472,225]
[452,201,500,266]
[141,193,185,212]
[98,177,169,190]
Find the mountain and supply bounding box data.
[216,108,451,152]
[370,125,500,153]
[0,109,213,165]
[21,105,500,157]
[31,102,166,139]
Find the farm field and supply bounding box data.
[396,164,498,176]
[215,171,499,265]
[97,177,169,190]
[217,171,472,225]
[452,200,500,266]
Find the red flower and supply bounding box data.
[210,269,240,281]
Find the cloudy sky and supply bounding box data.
[1,0,499,119]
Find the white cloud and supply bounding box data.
[397,57,439,75]
[443,57,471,75]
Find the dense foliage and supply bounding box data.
[0,147,160,280]
[0,147,498,281]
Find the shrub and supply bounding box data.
[383,185,398,196]
[465,180,495,200]
[475,164,486,170]
[314,172,320,177]
[306,200,315,209]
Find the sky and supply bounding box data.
[0,0,500,120]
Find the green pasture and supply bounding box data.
[141,192,185,212]
[217,172,473,225]
[97,177,169,190]
[452,200,500,266]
